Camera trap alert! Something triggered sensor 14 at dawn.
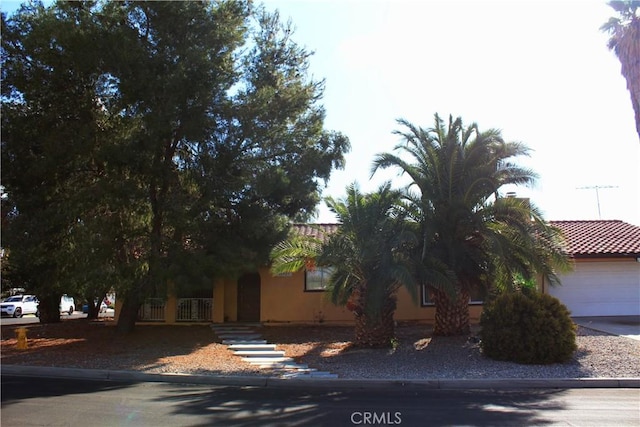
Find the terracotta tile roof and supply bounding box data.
[292,223,339,243]
[294,221,640,258]
[550,220,640,258]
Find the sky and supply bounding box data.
[261,0,640,226]
[2,0,639,226]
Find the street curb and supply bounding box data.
[263,377,640,390]
[2,365,639,389]
[0,365,268,387]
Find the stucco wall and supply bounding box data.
[123,269,484,325]
[259,269,353,323]
[257,268,483,324]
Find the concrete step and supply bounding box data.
[212,329,254,334]
[217,334,262,340]
[211,325,255,331]
[222,339,267,345]
[242,356,294,364]
[214,330,259,335]
[227,344,277,351]
[211,324,336,379]
[256,362,309,369]
[267,365,314,372]
[233,350,286,357]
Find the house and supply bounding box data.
[543,220,640,317]
[125,223,482,325]
[124,220,640,325]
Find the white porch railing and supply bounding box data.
[176,298,213,322]
[138,298,166,321]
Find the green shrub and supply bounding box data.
[480,288,577,364]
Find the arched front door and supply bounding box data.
[237,272,261,322]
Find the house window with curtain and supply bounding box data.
[305,267,334,291]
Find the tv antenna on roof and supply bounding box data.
[576,185,618,219]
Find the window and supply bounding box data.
[469,287,486,305]
[305,267,334,291]
[421,286,435,307]
[420,285,486,307]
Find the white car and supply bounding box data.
[1,295,39,318]
[59,295,75,315]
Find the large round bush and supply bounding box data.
[480,289,577,364]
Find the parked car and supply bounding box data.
[82,299,108,314]
[0,295,39,318]
[59,295,75,315]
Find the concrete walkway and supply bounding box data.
[573,316,640,341]
[210,324,338,379]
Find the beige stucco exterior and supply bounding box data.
[118,266,484,325]
[253,267,483,324]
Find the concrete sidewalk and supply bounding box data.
[573,316,640,341]
[2,364,638,390]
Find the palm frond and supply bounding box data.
[269,228,323,275]
[374,113,571,308]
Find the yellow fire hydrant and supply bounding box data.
[15,327,28,350]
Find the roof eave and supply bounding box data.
[571,252,640,259]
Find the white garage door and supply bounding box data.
[548,261,640,316]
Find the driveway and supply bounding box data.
[573,316,640,341]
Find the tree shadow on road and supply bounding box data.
[154,384,570,426]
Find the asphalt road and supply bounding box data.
[2,376,639,426]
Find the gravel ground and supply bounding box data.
[259,324,640,380]
[2,321,639,380]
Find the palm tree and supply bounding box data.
[320,182,417,347]
[373,114,570,336]
[270,182,417,347]
[601,1,640,140]
[270,228,324,275]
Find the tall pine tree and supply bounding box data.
[2,1,349,331]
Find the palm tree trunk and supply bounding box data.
[353,296,397,348]
[432,288,470,336]
[615,18,640,140]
